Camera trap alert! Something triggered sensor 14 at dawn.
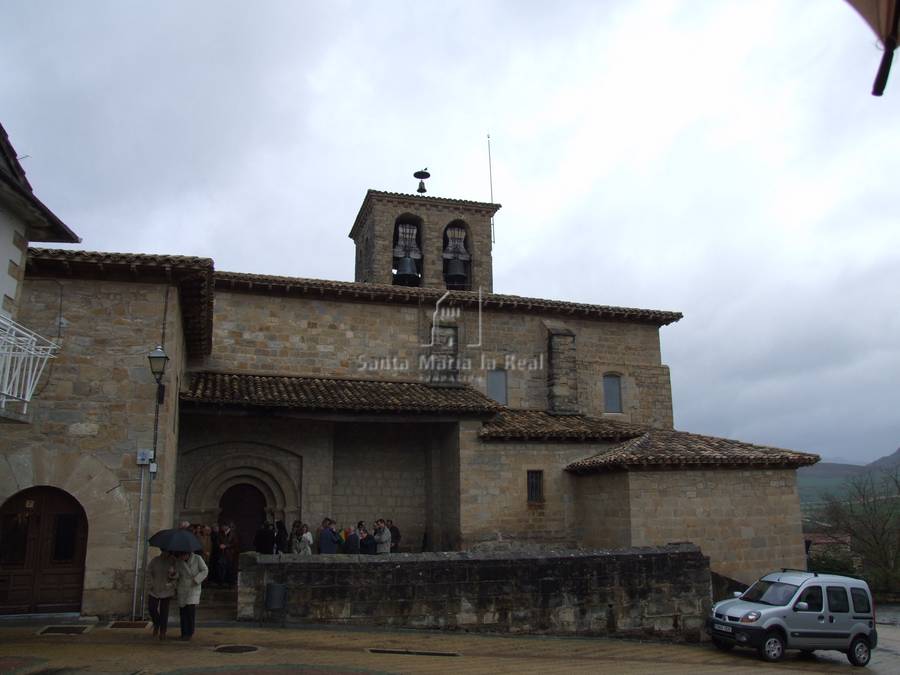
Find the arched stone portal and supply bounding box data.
[178,443,302,540]
[218,483,266,552]
[0,486,88,614]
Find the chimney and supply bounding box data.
[545,322,578,414]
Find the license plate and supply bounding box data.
[714,623,733,633]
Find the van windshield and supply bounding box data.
[741,580,799,606]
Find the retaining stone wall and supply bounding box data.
[237,543,711,640]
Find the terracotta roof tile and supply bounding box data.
[215,271,683,326]
[479,409,646,441]
[181,371,501,414]
[28,248,213,269]
[365,189,500,211]
[565,428,820,472]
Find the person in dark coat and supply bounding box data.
[345,521,363,554]
[218,522,240,585]
[208,523,221,584]
[359,527,376,555]
[387,519,401,553]
[254,521,276,554]
[274,520,288,553]
[318,518,341,554]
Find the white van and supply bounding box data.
[706,570,877,667]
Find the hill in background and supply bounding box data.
[797,448,900,505]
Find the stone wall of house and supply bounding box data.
[332,423,428,550]
[425,423,461,551]
[575,471,632,549]
[458,428,587,548]
[0,205,27,318]
[206,290,673,427]
[626,467,807,584]
[237,544,711,639]
[0,277,184,616]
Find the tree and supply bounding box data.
[822,468,900,592]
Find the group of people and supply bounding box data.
[145,548,207,641]
[145,516,403,641]
[252,517,402,556]
[316,518,401,555]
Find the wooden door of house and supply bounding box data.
[0,486,88,614]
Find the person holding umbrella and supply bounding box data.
[145,549,178,640]
[148,527,207,641]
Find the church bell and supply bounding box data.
[394,256,419,285]
[445,258,467,285]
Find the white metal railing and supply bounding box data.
[0,313,59,417]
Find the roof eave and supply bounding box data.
[349,189,502,240]
[0,172,80,244]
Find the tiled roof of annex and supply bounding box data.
[181,371,502,415]
[480,409,819,470]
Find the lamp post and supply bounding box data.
[135,345,168,619]
[147,345,169,401]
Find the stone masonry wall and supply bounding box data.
[575,471,632,549]
[332,423,428,551]
[177,415,332,529]
[458,426,588,548]
[352,194,495,292]
[626,468,807,584]
[238,544,711,639]
[546,328,578,414]
[0,277,183,615]
[207,290,673,427]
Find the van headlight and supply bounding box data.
[740,610,761,623]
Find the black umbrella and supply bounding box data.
[148,528,202,553]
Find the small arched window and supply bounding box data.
[443,221,471,290]
[392,215,423,287]
[603,373,622,413]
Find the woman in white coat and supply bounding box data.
[175,550,208,640]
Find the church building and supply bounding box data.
[0,129,818,617]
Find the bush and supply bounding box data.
[808,547,857,577]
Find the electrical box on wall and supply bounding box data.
[136,449,152,465]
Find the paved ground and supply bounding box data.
[1,620,898,674]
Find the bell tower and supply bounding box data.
[349,189,500,292]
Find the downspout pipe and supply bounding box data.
[130,464,146,620]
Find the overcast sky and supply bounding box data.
[2,1,898,463]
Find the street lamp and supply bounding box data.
[134,344,168,619]
[147,345,169,402]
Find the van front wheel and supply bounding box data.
[847,636,871,667]
[760,631,785,662]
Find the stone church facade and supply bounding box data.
[1,181,818,617]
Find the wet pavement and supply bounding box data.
[1,619,899,674]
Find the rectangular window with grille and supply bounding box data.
[527,470,544,503]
